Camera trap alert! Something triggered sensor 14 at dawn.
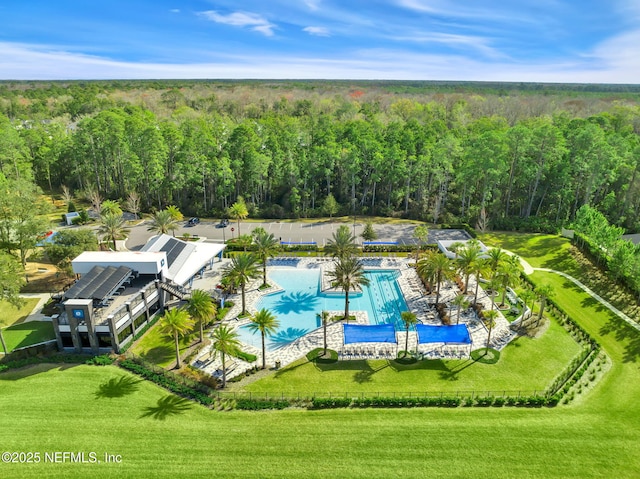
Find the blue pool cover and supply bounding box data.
[416,324,471,344]
[343,324,397,344]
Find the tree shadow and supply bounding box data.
[140,346,174,365]
[599,317,640,363]
[269,328,310,349]
[437,358,477,382]
[272,291,319,314]
[95,375,142,399]
[139,395,193,420]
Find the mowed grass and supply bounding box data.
[480,232,574,269]
[0,298,40,327]
[129,322,197,368]
[2,321,55,353]
[242,319,579,395]
[2,232,640,477]
[1,363,639,479]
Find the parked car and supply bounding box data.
[187,217,200,226]
[216,218,229,228]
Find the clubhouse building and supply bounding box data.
[51,234,225,354]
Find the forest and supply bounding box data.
[1,80,639,233]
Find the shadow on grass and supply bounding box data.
[95,375,142,399]
[140,346,174,366]
[0,363,79,380]
[599,317,640,363]
[139,395,192,420]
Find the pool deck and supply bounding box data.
[192,256,516,378]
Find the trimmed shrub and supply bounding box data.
[236,399,289,410]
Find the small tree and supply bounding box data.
[211,324,241,388]
[535,284,555,327]
[100,200,123,217]
[159,307,194,369]
[317,310,335,357]
[322,193,339,218]
[125,192,141,219]
[253,229,280,288]
[326,256,370,321]
[413,225,429,262]
[222,253,260,315]
[361,221,377,242]
[228,197,249,236]
[247,309,280,369]
[452,294,469,325]
[186,289,216,343]
[483,309,499,353]
[401,311,418,357]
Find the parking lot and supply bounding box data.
[126,219,471,250]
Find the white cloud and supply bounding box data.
[1,41,639,84]
[170,9,180,14]
[392,32,504,59]
[304,0,321,10]
[198,10,276,36]
[303,26,330,37]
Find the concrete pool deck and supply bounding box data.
[192,256,516,379]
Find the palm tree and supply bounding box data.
[253,229,280,287]
[401,311,418,357]
[317,310,335,357]
[324,225,358,260]
[326,256,370,321]
[415,249,438,293]
[486,247,507,278]
[456,240,482,293]
[247,308,280,369]
[483,309,499,353]
[413,224,429,263]
[534,284,555,327]
[452,294,469,325]
[496,260,521,307]
[417,252,454,304]
[228,196,248,236]
[148,209,178,236]
[98,212,129,250]
[472,258,491,306]
[222,253,260,315]
[159,307,194,369]
[211,324,241,388]
[186,289,216,343]
[518,288,536,319]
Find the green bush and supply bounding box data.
[85,354,114,366]
[235,399,289,410]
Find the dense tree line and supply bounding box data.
[1,81,639,232]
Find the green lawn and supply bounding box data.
[2,321,55,353]
[480,232,574,269]
[241,318,579,395]
[1,232,640,477]
[129,322,197,368]
[0,298,40,328]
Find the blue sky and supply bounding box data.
[0,0,638,82]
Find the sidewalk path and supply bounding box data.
[19,293,52,322]
[532,268,640,333]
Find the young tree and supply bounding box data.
[452,294,470,325]
[61,185,73,207]
[534,284,555,327]
[148,209,178,236]
[253,229,280,288]
[247,308,280,369]
[417,252,454,304]
[324,225,358,260]
[228,196,248,236]
[317,310,335,357]
[322,193,339,218]
[125,191,141,219]
[456,240,482,293]
[100,199,123,217]
[413,224,429,262]
[186,289,216,343]
[361,221,377,242]
[222,253,260,315]
[326,256,370,321]
[211,324,241,388]
[400,311,418,357]
[483,309,499,354]
[98,212,129,251]
[159,307,194,369]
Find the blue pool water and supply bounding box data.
[236,268,408,350]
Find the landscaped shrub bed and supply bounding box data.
[119,358,215,406]
[235,399,290,410]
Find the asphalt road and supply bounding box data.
[125,220,471,251]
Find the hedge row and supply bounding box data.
[0,353,94,373]
[119,359,214,406]
[235,399,290,410]
[309,395,557,409]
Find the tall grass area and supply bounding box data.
[1,232,640,477]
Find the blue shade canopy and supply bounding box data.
[343,324,397,344]
[416,324,471,344]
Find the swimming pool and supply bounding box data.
[236,268,408,350]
